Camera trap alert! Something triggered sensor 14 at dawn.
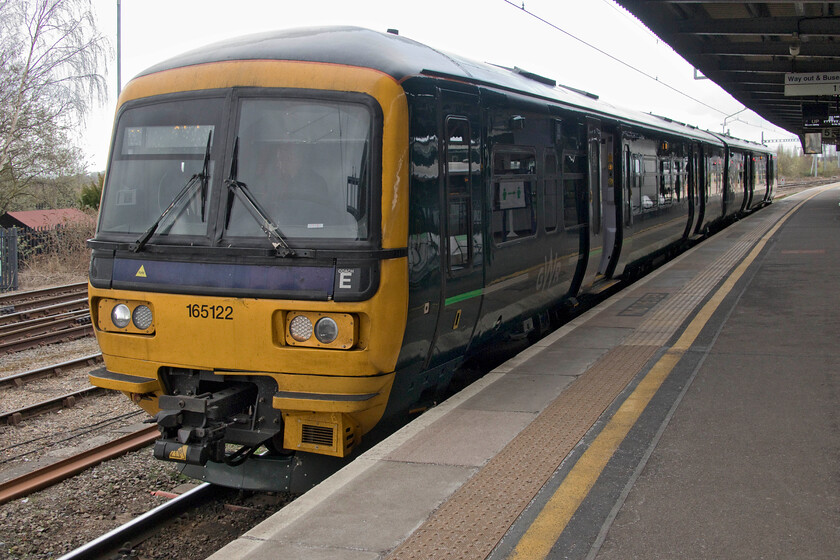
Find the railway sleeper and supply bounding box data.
[152,370,283,467]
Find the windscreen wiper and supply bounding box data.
[199,131,211,222]
[132,131,213,253]
[223,138,296,258]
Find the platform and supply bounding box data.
[210,184,840,560]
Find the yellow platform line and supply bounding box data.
[509,186,832,560]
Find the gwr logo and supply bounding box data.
[536,250,563,291]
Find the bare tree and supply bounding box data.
[0,0,108,212]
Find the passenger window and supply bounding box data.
[492,148,537,243]
[676,158,687,202]
[544,152,559,232]
[660,159,673,205]
[630,155,643,216]
[641,156,659,212]
[559,120,586,229]
[445,117,473,273]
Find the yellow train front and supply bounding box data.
[89,28,412,490]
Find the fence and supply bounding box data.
[1,228,19,292]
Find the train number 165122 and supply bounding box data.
[186,303,233,320]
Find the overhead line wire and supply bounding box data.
[501,0,727,116]
[498,0,795,142]
[503,1,797,138]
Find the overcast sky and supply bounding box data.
[82,0,796,171]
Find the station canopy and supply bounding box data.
[616,1,840,149]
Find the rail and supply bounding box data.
[0,297,90,327]
[56,482,215,560]
[0,282,87,314]
[0,320,93,355]
[0,425,159,505]
[0,353,103,388]
[0,309,91,341]
[1,387,105,425]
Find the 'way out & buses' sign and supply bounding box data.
[784,72,840,96]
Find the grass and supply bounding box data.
[17,222,95,291]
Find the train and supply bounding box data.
[87,26,776,492]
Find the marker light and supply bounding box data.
[111,304,131,328]
[132,305,154,330]
[314,317,339,344]
[289,315,313,342]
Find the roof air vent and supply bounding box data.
[513,66,556,87]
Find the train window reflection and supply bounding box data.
[227,98,372,241]
[544,152,559,232]
[99,97,223,238]
[445,117,474,273]
[492,148,537,243]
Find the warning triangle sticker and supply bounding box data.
[136,265,147,278]
[169,445,188,461]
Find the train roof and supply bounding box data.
[138,26,769,153]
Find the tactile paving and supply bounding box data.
[387,344,660,560]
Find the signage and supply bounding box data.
[498,182,526,210]
[784,72,840,96]
[802,103,840,129]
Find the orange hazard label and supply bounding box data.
[169,445,188,461]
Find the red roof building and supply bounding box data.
[0,209,94,230]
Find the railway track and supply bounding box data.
[57,482,215,560]
[0,282,87,315]
[0,282,93,354]
[0,353,103,388]
[0,316,93,355]
[1,386,106,425]
[776,177,839,192]
[0,425,159,506]
[0,297,89,327]
[1,353,106,425]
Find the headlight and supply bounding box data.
[289,315,313,342]
[283,312,357,349]
[314,317,339,344]
[111,304,131,328]
[97,299,155,334]
[132,305,154,330]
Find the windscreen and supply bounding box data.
[226,98,371,241]
[98,97,222,238]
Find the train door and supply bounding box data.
[768,154,777,201]
[599,129,618,276]
[688,145,703,236]
[614,136,641,278]
[424,89,484,374]
[578,118,612,290]
[744,153,755,209]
